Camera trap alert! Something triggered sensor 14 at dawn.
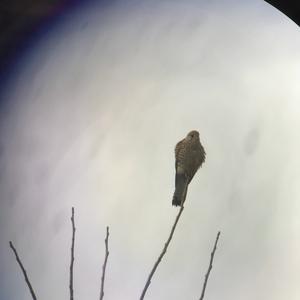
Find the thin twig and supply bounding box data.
[199,231,221,300]
[9,241,37,300]
[69,207,76,300]
[139,205,185,300]
[99,226,110,300]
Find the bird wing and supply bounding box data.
[175,139,185,170]
[187,144,206,183]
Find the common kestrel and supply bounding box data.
[172,130,206,206]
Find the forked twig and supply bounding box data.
[199,231,221,300]
[99,226,110,300]
[139,205,185,300]
[9,241,37,300]
[69,207,76,300]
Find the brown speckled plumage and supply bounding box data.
[172,130,206,206]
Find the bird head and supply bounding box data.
[186,130,199,140]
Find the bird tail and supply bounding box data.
[172,173,188,206]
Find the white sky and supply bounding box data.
[1,0,300,299]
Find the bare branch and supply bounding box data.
[199,231,221,300]
[99,226,110,300]
[139,205,185,300]
[9,241,37,300]
[69,207,76,300]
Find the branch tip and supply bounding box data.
[100,226,110,300]
[199,231,221,300]
[139,205,185,300]
[9,241,37,300]
[69,207,76,300]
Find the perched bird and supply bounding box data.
[172,130,206,206]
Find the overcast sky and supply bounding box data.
[0,0,300,299]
